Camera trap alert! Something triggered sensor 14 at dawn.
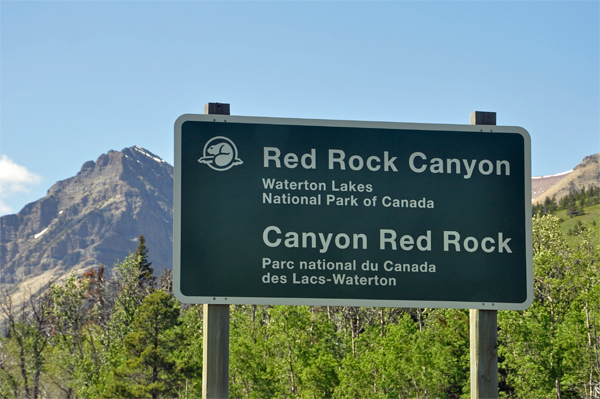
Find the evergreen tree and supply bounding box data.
[104,290,182,399]
[135,234,156,293]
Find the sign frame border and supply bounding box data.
[174,114,533,310]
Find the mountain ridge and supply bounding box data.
[532,153,599,204]
[0,146,173,296]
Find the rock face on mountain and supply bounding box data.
[532,152,600,204]
[0,146,173,291]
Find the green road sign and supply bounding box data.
[174,115,533,310]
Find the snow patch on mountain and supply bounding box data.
[34,228,48,239]
[133,146,165,164]
[532,170,573,179]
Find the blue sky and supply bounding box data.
[1,1,598,216]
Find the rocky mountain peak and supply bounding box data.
[574,153,599,171]
[0,146,173,291]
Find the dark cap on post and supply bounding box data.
[470,111,496,126]
[204,103,231,116]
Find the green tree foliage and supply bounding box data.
[99,253,154,398]
[268,305,341,398]
[229,305,341,399]
[171,305,203,399]
[3,222,598,398]
[498,214,600,398]
[335,309,469,399]
[48,272,96,398]
[229,305,280,398]
[135,234,156,294]
[567,220,587,236]
[533,184,599,217]
[104,290,182,399]
[108,253,147,345]
[0,287,52,399]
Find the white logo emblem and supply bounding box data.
[198,136,243,171]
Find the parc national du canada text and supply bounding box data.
[257,146,515,287]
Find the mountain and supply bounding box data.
[531,170,573,202]
[532,152,599,204]
[0,146,173,299]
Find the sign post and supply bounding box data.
[201,103,230,399]
[470,111,499,399]
[174,114,532,310]
[202,302,229,399]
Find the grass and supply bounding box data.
[550,203,600,247]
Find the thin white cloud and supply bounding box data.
[0,201,12,215]
[0,155,42,214]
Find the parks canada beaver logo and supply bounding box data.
[198,136,243,171]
